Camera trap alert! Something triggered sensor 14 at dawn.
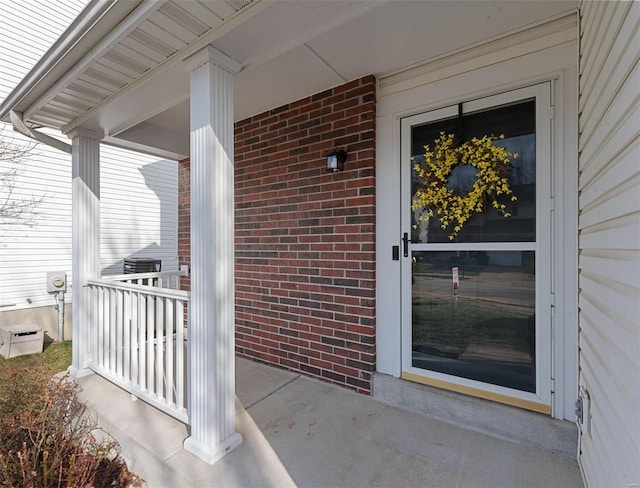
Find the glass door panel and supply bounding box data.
[401,83,551,407]
[411,250,535,392]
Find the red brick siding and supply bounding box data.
[178,75,376,394]
[178,158,190,292]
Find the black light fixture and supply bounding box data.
[326,148,347,172]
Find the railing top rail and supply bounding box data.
[103,270,188,281]
[87,277,189,301]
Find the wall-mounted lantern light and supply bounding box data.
[326,148,347,172]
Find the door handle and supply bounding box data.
[402,232,409,257]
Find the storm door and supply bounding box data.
[400,83,552,412]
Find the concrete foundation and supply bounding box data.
[0,303,72,342]
[372,373,578,458]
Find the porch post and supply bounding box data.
[182,45,242,464]
[69,129,102,377]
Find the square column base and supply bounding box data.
[184,432,242,465]
[68,365,94,378]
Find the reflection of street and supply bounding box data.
[411,269,536,392]
[413,272,534,309]
[412,347,535,393]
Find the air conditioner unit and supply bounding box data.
[0,324,44,359]
[123,257,162,274]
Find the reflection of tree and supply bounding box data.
[495,134,535,186]
[446,164,479,194]
[412,196,430,242]
[0,130,44,225]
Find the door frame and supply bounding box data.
[399,83,553,412]
[375,25,579,421]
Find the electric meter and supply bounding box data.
[46,271,67,292]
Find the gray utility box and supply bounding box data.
[0,324,44,359]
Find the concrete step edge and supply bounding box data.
[372,373,578,458]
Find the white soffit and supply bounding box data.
[63,0,377,138]
[8,0,579,158]
[110,37,350,154]
[305,0,577,81]
[115,97,191,158]
[212,0,383,69]
[90,62,189,136]
[378,13,578,99]
[233,44,345,121]
[26,0,255,130]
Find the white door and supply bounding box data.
[400,83,552,412]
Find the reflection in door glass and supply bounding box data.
[411,251,535,392]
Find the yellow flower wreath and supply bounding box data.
[412,132,518,240]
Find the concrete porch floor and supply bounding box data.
[76,359,583,488]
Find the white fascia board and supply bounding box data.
[113,122,189,158]
[102,136,186,162]
[0,0,120,122]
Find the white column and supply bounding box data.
[69,129,102,377]
[183,45,242,464]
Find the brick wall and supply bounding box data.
[178,158,190,291]
[179,75,376,394]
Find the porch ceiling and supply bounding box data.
[0,0,577,160]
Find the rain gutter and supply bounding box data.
[9,111,71,154]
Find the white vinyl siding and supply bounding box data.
[0,0,84,312]
[577,2,640,487]
[0,0,87,96]
[99,146,178,276]
[0,1,178,313]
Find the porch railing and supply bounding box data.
[103,269,187,289]
[86,271,189,423]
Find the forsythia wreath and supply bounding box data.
[412,132,518,240]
